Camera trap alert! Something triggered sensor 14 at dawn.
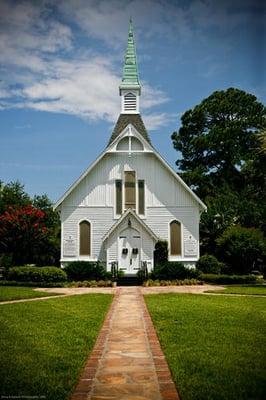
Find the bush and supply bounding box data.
[154,240,168,266]
[143,278,202,287]
[66,280,112,288]
[0,280,65,287]
[216,226,266,274]
[196,255,224,274]
[64,261,107,281]
[151,262,199,280]
[6,266,67,283]
[200,273,259,285]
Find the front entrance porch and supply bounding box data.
[103,209,158,277]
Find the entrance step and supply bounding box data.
[117,276,142,286]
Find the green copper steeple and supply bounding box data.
[120,18,141,92]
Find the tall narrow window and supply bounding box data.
[116,180,122,215]
[125,171,136,210]
[138,180,145,215]
[79,221,91,256]
[170,220,181,256]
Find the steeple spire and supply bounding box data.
[119,18,141,114]
[120,18,141,90]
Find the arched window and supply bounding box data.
[116,137,129,150]
[79,221,91,256]
[131,137,144,150]
[170,220,181,256]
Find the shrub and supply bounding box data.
[151,262,199,280]
[0,280,65,287]
[200,273,259,285]
[154,240,168,266]
[196,255,224,274]
[66,280,112,288]
[143,278,202,287]
[216,226,266,274]
[6,266,67,283]
[64,261,107,281]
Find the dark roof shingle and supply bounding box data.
[108,114,151,146]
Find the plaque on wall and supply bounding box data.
[184,236,198,256]
[63,235,76,257]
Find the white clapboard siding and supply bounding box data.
[146,207,199,258]
[63,153,197,208]
[61,207,114,260]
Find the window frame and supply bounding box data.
[138,179,145,216]
[169,220,183,258]
[124,170,136,211]
[115,179,123,216]
[78,219,92,258]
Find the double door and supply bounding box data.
[119,228,140,274]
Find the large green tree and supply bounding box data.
[172,88,266,197]
[172,88,266,255]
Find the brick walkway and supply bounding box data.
[71,287,179,400]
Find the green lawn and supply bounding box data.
[206,285,266,296]
[146,294,266,400]
[0,294,112,399]
[0,286,60,301]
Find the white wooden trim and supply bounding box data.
[102,208,158,242]
[54,122,206,211]
[77,218,93,259]
[168,219,183,260]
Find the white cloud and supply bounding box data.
[143,112,176,131]
[0,0,172,130]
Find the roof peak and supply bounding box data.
[119,18,140,90]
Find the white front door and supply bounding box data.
[118,227,141,275]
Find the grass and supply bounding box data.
[0,286,60,301]
[0,294,112,399]
[206,284,266,296]
[146,293,266,400]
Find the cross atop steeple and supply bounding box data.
[119,19,141,113]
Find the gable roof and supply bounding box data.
[108,114,151,146]
[102,208,158,241]
[54,121,207,211]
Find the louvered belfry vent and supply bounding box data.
[124,92,137,111]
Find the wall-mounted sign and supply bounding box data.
[63,235,76,257]
[184,236,197,256]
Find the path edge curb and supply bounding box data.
[70,288,120,399]
[140,288,180,400]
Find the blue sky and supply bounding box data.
[0,0,265,202]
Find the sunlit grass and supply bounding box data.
[146,293,266,400]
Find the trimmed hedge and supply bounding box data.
[143,278,202,287]
[200,273,259,285]
[64,261,108,281]
[151,262,199,280]
[66,280,113,288]
[5,266,67,283]
[0,280,65,287]
[196,255,224,274]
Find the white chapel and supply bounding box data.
[54,20,206,274]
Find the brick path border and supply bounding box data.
[140,289,180,400]
[71,288,120,399]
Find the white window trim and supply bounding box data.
[114,179,123,219]
[78,218,93,260]
[168,219,184,260]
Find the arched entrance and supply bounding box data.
[118,227,141,275]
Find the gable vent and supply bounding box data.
[124,92,137,111]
